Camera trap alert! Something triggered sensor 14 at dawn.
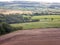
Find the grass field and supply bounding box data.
[11,22,60,30]
[11,15,60,30]
[32,15,60,19]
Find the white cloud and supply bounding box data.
[0,0,60,3]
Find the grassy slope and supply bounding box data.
[11,15,60,30]
[11,22,60,30]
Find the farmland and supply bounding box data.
[0,1,60,35]
[0,14,60,35]
[0,1,60,45]
[11,15,60,30]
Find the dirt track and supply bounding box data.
[0,28,60,45]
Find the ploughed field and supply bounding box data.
[0,28,60,45]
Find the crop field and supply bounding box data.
[11,15,60,30]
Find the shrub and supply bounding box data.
[0,22,14,35]
[2,23,13,32]
[0,24,6,35]
[31,19,40,22]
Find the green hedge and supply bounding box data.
[0,23,14,35]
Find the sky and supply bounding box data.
[0,0,60,3]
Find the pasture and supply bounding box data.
[11,15,60,30]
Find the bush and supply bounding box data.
[0,24,6,35]
[0,23,14,35]
[31,19,40,22]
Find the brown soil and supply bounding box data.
[0,28,60,45]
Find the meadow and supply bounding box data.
[32,15,60,19]
[11,15,60,30]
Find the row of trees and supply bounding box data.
[0,13,40,24]
[0,13,59,24]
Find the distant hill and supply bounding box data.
[0,1,60,10]
[0,1,60,15]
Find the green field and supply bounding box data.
[11,15,60,30]
[31,15,60,22]
[32,15,60,19]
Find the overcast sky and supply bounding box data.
[0,0,60,3]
